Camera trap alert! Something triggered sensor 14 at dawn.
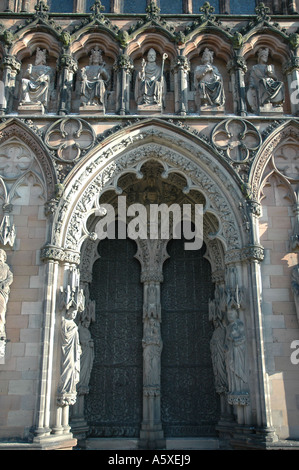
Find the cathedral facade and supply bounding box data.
[0,0,299,450]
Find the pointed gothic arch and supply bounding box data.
[0,119,57,199]
[249,119,299,203]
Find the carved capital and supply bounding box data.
[246,199,262,217]
[283,56,299,75]
[242,244,265,263]
[173,55,190,72]
[114,54,134,72]
[58,54,78,73]
[1,55,21,72]
[135,238,169,283]
[40,244,65,263]
[227,392,250,406]
[227,56,247,74]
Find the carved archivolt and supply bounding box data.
[51,124,246,257]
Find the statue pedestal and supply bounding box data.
[17,103,45,115]
[79,104,105,115]
[199,105,225,115]
[258,103,284,116]
[137,104,162,115]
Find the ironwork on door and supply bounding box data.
[161,239,220,437]
[86,237,143,437]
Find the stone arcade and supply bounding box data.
[0,0,299,451]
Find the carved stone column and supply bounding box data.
[0,55,21,114]
[114,54,134,115]
[34,245,64,442]
[135,238,168,449]
[173,55,190,116]
[227,53,247,116]
[57,52,78,115]
[236,199,279,444]
[34,245,81,449]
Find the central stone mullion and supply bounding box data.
[135,238,168,449]
[140,280,165,449]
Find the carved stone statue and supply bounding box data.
[225,306,248,404]
[77,290,95,396]
[80,46,110,113]
[142,317,163,387]
[57,285,84,406]
[135,48,167,112]
[19,48,54,113]
[0,249,13,342]
[194,48,225,112]
[247,47,285,114]
[210,312,228,395]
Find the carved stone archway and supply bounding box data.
[35,121,276,449]
[71,158,225,448]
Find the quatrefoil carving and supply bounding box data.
[45,118,95,163]
[212,119,261,162]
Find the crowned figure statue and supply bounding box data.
[194,48,225,112]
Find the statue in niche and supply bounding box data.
[77,289,95,396]
[57,285,84,406]
[0,249,13,343]
[194,48,225,112]
[80,46,110,112]
[224,304,248,403]
[19,48,54,113]
[142,317,163,387]
[209,297,228,396]
[135,48,167,111]
[247,47,285,114]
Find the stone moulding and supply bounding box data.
[49,122,246,258]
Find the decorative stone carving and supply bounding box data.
[79,47,110,114]
[58,54,78,115]
[0,204,15,247]
[135,48,167,114]
[114,54,134,115]
[57,283,84,406]
[77,286,95,396]
[225,303,248,405]
[0,55,21,114]
[224,276,249,406]
[212,118,261,162]
[209,285,228,396]
[18,48,54,115]
[209,268,249,410]
[247,48,285,115]
[142,316,163,388]
[0,249,13,361]
[45,117,95,164]
[62,137,241,252]
[194,48,225,113]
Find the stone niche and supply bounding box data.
[75,46,116,115]
[132,48,174,115]
[188,46,231,115]
[16,47,57,115]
